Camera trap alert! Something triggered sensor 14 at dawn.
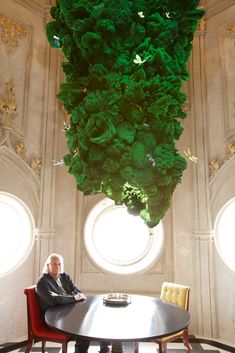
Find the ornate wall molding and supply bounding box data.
[34,227,56,241]
[193,230,214,241]
[196,2,206,36]
[218,22,235,140]
[206,0,235,19]
[209,154,235,227]
[0,145,40,220]
[0,78,20,151]
[0,14,27,55]
[209,142,235,180]
[13,0,52,17]
[224,23,235,36]
[196,16,207,36]
[0,78,42,176]
[0,78,18,131]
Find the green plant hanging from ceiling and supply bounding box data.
[46,0,204,228]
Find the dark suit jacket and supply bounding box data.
[36,272,81,315]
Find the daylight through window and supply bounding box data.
[0,192,35,278]
[84,198,164,274]
[214,198,235,273]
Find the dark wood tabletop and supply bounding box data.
[45,294,190,342]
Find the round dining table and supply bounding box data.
[45,294,190,353]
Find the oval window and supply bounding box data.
[84,198,164,274]
[214,198,235,272]
[0,192,35,278]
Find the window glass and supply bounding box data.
[0,192,35,278]
[84,198,164,274]
[214,198,235,272]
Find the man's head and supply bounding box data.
[42,253,64,278]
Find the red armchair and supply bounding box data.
[24,285,71,353]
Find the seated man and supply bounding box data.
[36,253,110,353]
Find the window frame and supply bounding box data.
[84,198,164,275]
[214,197,235,273]
[0,191,35,278]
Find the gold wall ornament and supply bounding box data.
[195,3,206,35]
[196,17,206,35]
[31,157,42,174]
[0,15,27,54]
[16,141,26,160]
[0,78,18,129]
[224,142,235,163]
[209,159,220,181]
[0,14,27,55]
[225,24,235,37]
[182,102,188,113]
[209,142,235,181]
[43,11,52,25]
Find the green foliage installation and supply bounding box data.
[46,0,204,228]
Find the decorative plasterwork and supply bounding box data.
[206,0,235,19]
[233,102,235,116]
[209,142,235,180]
[43,10,52,25]
[0,14,27,55]
[13,0,53,17]
[0,79,18,132]
[195,2,206,35]
[218,23,235,139]
[196,17,206,35]
[209,159,220,181]
[182,102,188,114]
[31,157,42,175]
[16,141,26,160]
[225,24,235,36]
[0,79,42,176]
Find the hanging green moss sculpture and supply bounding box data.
[46,0,204,228]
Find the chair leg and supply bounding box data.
[42,340,46,353]
[62,341,68,353]
[158,342,167,353]
[133,342,139,353]
[183,330,192,353]
[25,337,33,353]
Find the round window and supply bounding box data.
[0,192,35,278]
[214,198,235,272]
[84,198,164,274]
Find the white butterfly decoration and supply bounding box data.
[62,122,70,131]
[184,148,198,164]
[138,11,145,18]
[146,154,156,167]
[133,54,150,65]
[53,35,60,46]
[52,159,65,166]
[166,12,171,18]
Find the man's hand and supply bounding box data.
[74,293,87,301]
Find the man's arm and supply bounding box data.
[61,273,87,301]
[61,273,81,295]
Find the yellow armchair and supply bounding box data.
[134,282,192,353]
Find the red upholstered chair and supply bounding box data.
[24,285,71,353]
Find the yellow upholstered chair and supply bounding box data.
[134,282,191,353]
